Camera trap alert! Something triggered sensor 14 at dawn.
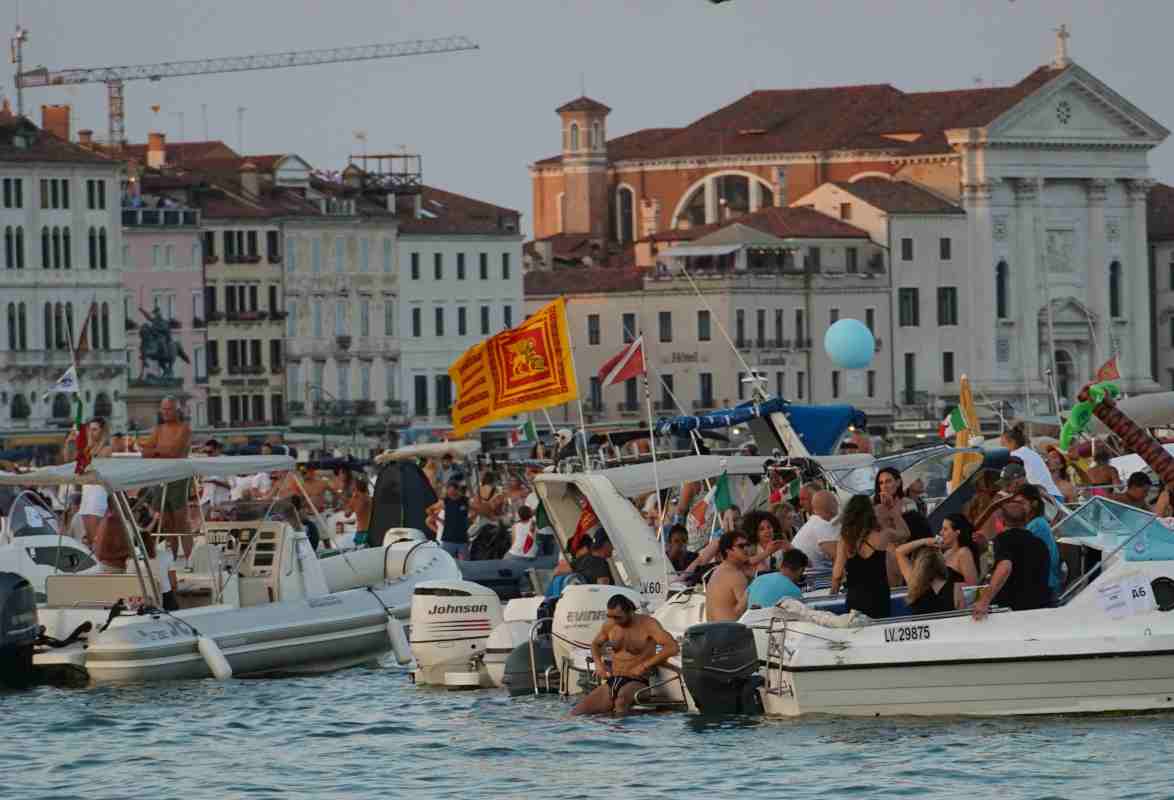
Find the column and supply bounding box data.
[749,179,763,213]
[1085,179,1109,368]
[1012,177,1043,398]
[1126,178,1156,389]
[963,179,996,386]
[704,176,718,224]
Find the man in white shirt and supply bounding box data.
[1002,427,1064,501]
[791,490,840,571]
[198,440,232,510]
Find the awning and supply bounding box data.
[0,455,296,491]
[662,244,742,258]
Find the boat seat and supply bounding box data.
[45,573,148,608]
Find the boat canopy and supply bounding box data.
[376,440,481,463]
[653,397,866,456]
[1055,496,1174,561]
[1090,392,1174,436]
[0,455,295,491]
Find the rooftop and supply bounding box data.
[0,114,114,165]
[525,265,644,297]
[830,178,964,215]
[555,96,612,114]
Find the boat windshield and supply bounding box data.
[205,500,302,525]
[825,446,982,499]
[1054,497,1155,543]
[8,491,61,537]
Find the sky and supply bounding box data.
[6,0,1172,234]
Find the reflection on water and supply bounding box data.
[4,660,1174,799]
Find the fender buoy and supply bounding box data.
[198,635,233,680]
[387,618,413,666]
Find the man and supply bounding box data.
[791,490,840,571]
[138,396,193,556]
[110,432,130,454]
[705,530,752,622]
[198,439,232,511]
[574,530,614,585]
[665,524,697,573]
[999,462,1027,495]
[747,548,809,608]
[972,493,1051,618]
[1018,484,1062,599]
[1085,446,1120,490]
[435,453,456,487]
[797,482,821,518]
[345,479,373,547]
[1112,471,1153,511]
[571,594,679,717]
[429,481,470,559]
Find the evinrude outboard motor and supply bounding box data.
[0,572,39,689]
[681,622,763,715]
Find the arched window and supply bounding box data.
[88,227,97,269]
[1109,260,1122,318]
[569,123,580,151]
[52,226,61,269]
[613,187,635,244]
[100,302,110,349]
[10,393,29,421]
[1054,349,1075,407]
[64,304,74,347]
[16,303,25,350]
[41,226,49,269]
[591,121,602,150]
[5,303,14,349]
[94,392,112,418]
[43,303,52,350]
[15,226,23,269]
[90,304,99,350]
[50,393,70,420]
[4,226,12,269]
[674,173,771,228]
[54,303,65,349]
[995,261,1009,319]
[99,228,108,269]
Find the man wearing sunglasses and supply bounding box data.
[571,594,679,717]
[706,530,752,622]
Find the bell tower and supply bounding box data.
[556,96,610,238]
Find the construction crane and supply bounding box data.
[12,35,479,148]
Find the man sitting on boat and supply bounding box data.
[574,531,614,585]
[747,549,809,609]
[665,525,697,573]
[972,492,1052,619]
[1112,472,1154,511]
[791,490,840,571]
[706,530,752,622]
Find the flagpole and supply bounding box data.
[642,371,663,531]
[560,295,590,473]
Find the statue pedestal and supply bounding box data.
[125,379,188,435]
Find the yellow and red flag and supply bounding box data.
[448,298,578,437]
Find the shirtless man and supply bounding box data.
[571,594,679,717]
[138,397,193,556]
[345,479,373,547]
[705,530,752,622]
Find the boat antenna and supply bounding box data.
[677,263,765,400]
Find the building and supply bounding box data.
[529,32,1171,429]
[0,108,129,460]
[1148,183,1174,391]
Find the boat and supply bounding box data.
[0,489,98,600]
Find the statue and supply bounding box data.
[138,306,190,382]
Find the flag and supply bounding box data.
[939,406,967,439]
[73,303,97,354]
[73,396,88,475]
[597,335,646,388]
[47,365,79,396]
[509,420,538,447]
[712,472,734,514]
[1095,356,1120,382]
[950,374,982,490]
[448,298,578,438]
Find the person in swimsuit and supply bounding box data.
[830,495,894,619]
[705,530,753,622]
[139,397,193,557]
[345,479,373,547]
[571,594,679,717]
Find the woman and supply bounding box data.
[939,512,981,586]
[1045,447,1080,504]
[741,510,790,577]
[471,471,508,538]
[895,539,963,615]
[78,417,112,549]
[830,496,893,619]
[872,467,915,545]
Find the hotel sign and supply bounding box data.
[892,420,936,432]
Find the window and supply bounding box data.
[285,237,296,272]
[100,303,110,349]
[699,372,714,407]
[383,239,393,273]
[1169,318,1174,350]
[832,371,841,399]
[313,300,323,337]
[589,377,602,410]
[898,288,920,327]
[338,363,350,403]
[839,202,852,220]
[570,123,580,150]
[457,253,466,280]
[2,180,11,208]
[502,253,511,280]
[86,180,95,210]
[434,252,443,280]
[775,371,784,398]
[40,179,48,209]
[164,244,175,267]
[360,299,370,337]
[503,305,513,328]
[268,285,279,314]
[904,353,916,405]
[334,238,345,273]
[360,238,369,273]
[479,253,488,280]
[385,362,398,405]
[481,305,490,335]
[411,253,420,280]
[14,227,21,269]
[587,314,600,345]
[624,377,638,409]
[436,375,453,413]
[867,370,876,398]
[735,309,746,346]
[95,180,104,210]
[756,309,766,346]
[622,313,636,343]
[246,231,258,257]
[658,311,672,343]
[1109,261,1122,318]
[937,287,958,326]
[42,227,50,269]
[61,180,69,209]
[434,306,445,336]
[270,339,283,371]
[414,375,428,416]
[773,309,783,343]
[794,309,805,344]
[1169,257,1174,292]
[268,231,281,263]
[996,261,1009,319]
[660,374,674,410]
[942,351,955,384]
[807,246,821,270]
[846,247,858,273]
[737,372,745,401]
[458,306,467,336]
[901,237,914,261]
[829,308,840,325]
[384,302,394,336]
[3,227,12,269]
[412,307,422,337]
[796,371,805,400]
[698,310,711,342]
[312,238,322,273]
[865,308,876,333]
[939,237,952,261]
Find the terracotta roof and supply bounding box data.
[1148,182,1174,242]
[830,178,964,215]
[556,96,611,114]
[121,140,238,164]
[525,266,644,296]
[721,205,870,240]
[0,117,114,164]
[398,185,521,236]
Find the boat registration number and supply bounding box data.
[883,624,930,643]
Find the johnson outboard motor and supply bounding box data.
[0,572,39,689]
[681,622,763,715]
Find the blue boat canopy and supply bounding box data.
[653,397,866,456]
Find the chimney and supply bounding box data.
[40,104,71,141]
[413,194,422,220]
[240,161,259,198]
[77,129,94,148]
[147,131,166,168]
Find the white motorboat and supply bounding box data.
[0,489,98,600]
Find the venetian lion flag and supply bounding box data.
[448,298,578,437]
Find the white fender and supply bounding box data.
[197,635,234,680]
[387,617,413,666]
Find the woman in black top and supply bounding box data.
[896,537,964,615]
[830,496,893,619]
[939,513,981,586]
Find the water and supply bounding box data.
[5,660,1174,800]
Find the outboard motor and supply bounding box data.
[681,622,763,715]
[409,580,503,687]
[0,572,39,689]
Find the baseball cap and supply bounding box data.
[999,463,1026,487]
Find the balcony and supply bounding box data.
[225,310,266,323]
[122,207,200,227]
[192,317,206,329]
[777,339,792,351]
[288,401,305,416]
[336,335,352,351]
[268,310,288,322]
[617,401,640,416]
[224,254,263,265]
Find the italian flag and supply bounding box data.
[939,406,968,439]
[72,395,88,475]
[509,420,538,446]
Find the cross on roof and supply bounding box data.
[1053,23,1071,68]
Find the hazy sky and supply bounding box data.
[7,1,1171,234]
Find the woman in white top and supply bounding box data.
[78,418,112,548]
[506,506,538,560]
[1001,425,1064,501]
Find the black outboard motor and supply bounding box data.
[681,622,763,715]
[0,572,39,689]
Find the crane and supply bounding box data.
[13,35,479,148]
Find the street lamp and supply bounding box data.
[305,384,339,457]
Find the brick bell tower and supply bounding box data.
[556,96,610,239]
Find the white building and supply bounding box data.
[0,111,128,458]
